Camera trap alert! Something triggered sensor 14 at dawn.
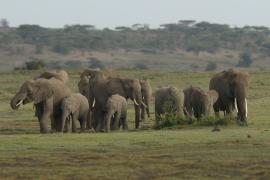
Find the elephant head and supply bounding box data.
[10,80,53,110]
[78,76,90,98]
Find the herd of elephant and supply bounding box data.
[10,68,249,133]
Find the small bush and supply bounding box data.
[88,57,105,69]
[134,63,149,70]
[24,59,45,70]
[52,44,70,54]
[205,62,217,71]
[155,114,233,129]
[237,52,253,67]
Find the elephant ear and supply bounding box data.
[31,80,54,104]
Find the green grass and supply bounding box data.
[1,70,270,179]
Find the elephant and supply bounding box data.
[88,75,145,131]
[183,85,198,116]
[35,70,69,84]
[10,78,71,133]
[103,94,128,132]
[140,79,152,120]
[155,86,184,119]
[209,69,249,124]
[78,69,117,98]
[189,87,219,120]
[60,93,92,133]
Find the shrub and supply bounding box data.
[52,44,70,54]
[24,59,45,70]
[237,52,253,67]
[134,63,149,70]
[88,57,105,69]
[205,62,217,71]
[65,60,82,69]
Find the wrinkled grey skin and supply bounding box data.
[189,87,219,120]
[61,93,92,133]
[89,75,144,131]
[140,79,152,121]
[10,78,71,133]
[104,94,128,132]
[209,69,249,124]
[155,86,184,119]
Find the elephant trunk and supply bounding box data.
[10,92,26,110]
[235,91,248,123]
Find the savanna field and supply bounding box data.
[1,70,270,179]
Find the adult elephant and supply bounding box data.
[89,75,145,131]
[10,78,71,133]
[140,79,152,120]
[155,86,184,119]
[78,69,117,98]
[209,69,249,124]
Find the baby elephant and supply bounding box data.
[186,86,218,120]
[61,93,92,133]
[155,86,184,119]
[104,94,128,132]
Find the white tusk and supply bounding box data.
[112,114,114,119]
[141,101,147,107]
[234,98,238,113]
[245,98,248,118]
[92,98,96,108]
[133,99,139,106]
[16,100,23,107]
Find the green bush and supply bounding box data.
[237,52,253,67]
[205,62,217,71]
[24,60,45,70]
[88,57,105,69]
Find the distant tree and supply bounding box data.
[237,52,253,67]
[205,62,217,71]
[88,57,105,69]
[134,63,149,70]
[65,60,82,69]
[0,19,9,27]
[24,59,45,70]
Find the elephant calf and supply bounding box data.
[104,94,128,132]
[155,86,184,119]
[61,93,92,133]
[185,86,219,120]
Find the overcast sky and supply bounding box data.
[1,0,269,28]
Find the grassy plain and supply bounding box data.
[0,70,270,179]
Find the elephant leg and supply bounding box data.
[134,104,141,129]
[86,110,92,130]
[121,115,128,130]
[112,112,121,130]
[146,106,150,118]
[72,116,77,133]
[95,110,104,132]
[141,106,145,121]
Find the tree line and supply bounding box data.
[1,20,270,58]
